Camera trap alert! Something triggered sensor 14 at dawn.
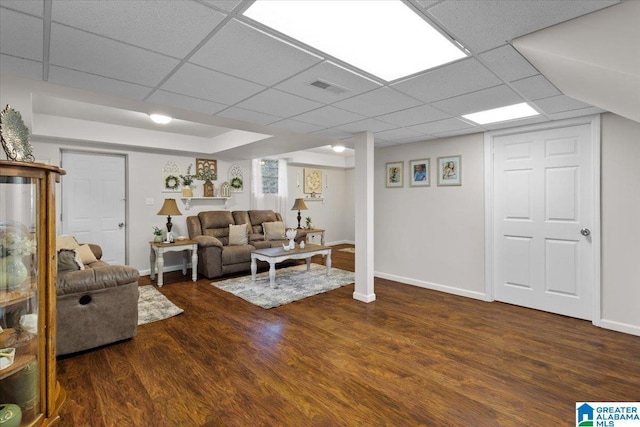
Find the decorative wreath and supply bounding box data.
[230,177,243,189]
[165,175,179,191]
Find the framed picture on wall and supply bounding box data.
[385,161,403,188]
[196,158,217,181]
[304,168,322,194]
[437,155,462,186]
[409,159,430,187]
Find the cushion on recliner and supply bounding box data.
[221,245,253,264]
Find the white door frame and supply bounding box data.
[483,115,601,326]
[60,149,129,265]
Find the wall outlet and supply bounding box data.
[145,198,154,205]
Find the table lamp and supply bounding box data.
[291,198,308,229]
[157,198,182,242]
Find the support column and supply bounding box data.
[353,131,376,303]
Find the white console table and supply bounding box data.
[149,239,198,287]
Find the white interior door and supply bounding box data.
[492,123,596,320]
[62,151,126,265]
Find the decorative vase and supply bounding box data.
[203,181,214,197]
[0,404,22,427]
[0,256,28,292]
[153,235,163,243]
[181,186,193,198]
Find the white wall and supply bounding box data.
[600,113,640,334]
[374,133,486,299]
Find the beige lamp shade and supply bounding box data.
[291,198,308,229]
[157,198,182,232]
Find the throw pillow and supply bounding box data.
[228,224,248,246]
[263,221,285,241]
[57,249,84,271]
[56,235,80,251]
[77,244,98,265]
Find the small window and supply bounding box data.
[261,159,279,194]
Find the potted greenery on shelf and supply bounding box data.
[152,226,163,243]
[197,166,216,197]
[305,217,312,229]
[180,164,194,198]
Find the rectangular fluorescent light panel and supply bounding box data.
[462,103,540,125]
[244,0,467,82]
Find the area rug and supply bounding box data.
[339,247,355,253]
[212,264,355,309]
[137,285,184,325]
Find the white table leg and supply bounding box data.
[182,250,188,276]
[306,257,311,271]
[149,246,156,280]
[269,262,276,288]
[191,247,198,282]
[326,249,331,276]
[157,250,164,287]
[251,255,257,281]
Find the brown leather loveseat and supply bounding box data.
[186,210,306,279]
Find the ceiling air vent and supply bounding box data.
[309,79,350,95]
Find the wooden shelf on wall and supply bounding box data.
[181,197,230,210]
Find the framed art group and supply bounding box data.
[385,155,461,188]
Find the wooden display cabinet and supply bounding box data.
[0,161,65,426]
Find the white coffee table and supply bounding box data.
[251,244,331,288]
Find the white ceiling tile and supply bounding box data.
[292,106,366,128]
[236,89,323,118]
[50,24,180,86]
[146,90,228,115]
[377,104,450,127]
[190,20,322,86]
[0,54,42,80]
[201,0,242,12]
[427,0,618,53]
[392,58,502,103]
[432,85,524,116]
[161,63,264,105]
[270,119,324,134]
[0,1,43,17]
[275,61,382,104]
[374,127,424,141]
[311,128,353,140]
[415,0,440,10]
[335,118,397,134]
[48,66,152,100]
[532,94,594,114]
[511,74,561,100]
[479,45,539,82]
[216,107,283,126]
[547,106,605,121]
[333,88,422,117]
[0,9,42,61]
[51,0,225,58]
[407,118,476,134]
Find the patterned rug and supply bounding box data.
[212,263,355,309]
[339,247,355,253]
[137,285,184,325]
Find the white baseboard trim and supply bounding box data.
[139,263,191,278]
[374,271,487,301]
[599,319,640,337]
[353,292,376,303]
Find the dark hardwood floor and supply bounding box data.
[56,244,640,426]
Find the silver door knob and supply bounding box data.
[580,228,591,236]
[118,222,125,229]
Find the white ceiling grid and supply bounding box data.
[0,0,619,157]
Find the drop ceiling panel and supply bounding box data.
[146,90,228,116]
[547,106,605,121]
[427,0,619,53]
[216,107,283,126]
[49,24,180,86]
[236,89,323,118]
[275,61,382,103]
[201,0,243,13]
[51,0,225,58]
[311,128,353,140]
[533,94,593,115]
[0,9,43,61]
[374,127,424,142]
[376,104,450,127]
[0,1,43,17]
[511,75,561,100]
[432,85,524,116]
[292,105,366,128]
[161,63,264,105]
[48,66,153,100]
[190,20,322,86]
[408,117,476,135]
[479,45,539,82]
[269,119,324,134]
[0,54,42,80]
[392,58,502,103]
[335,118,397,134]
[333,87,422,117]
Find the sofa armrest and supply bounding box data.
[193,235,223,248]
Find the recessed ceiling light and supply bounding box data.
[149,114,172,124]
[244,0,467,81]
[332,145,346,153]
[462,103,539,125]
